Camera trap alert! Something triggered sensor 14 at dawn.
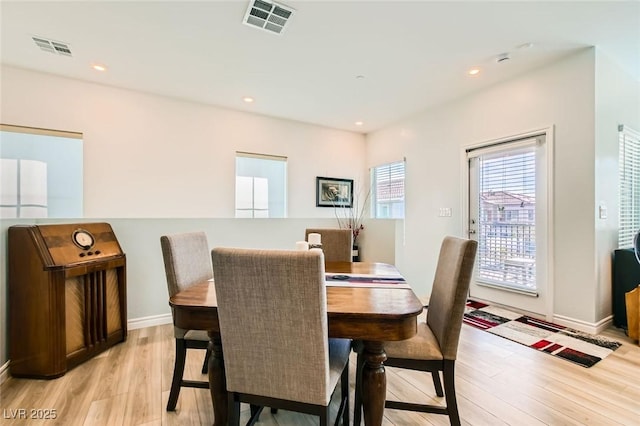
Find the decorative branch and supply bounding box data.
[334,187,370,244]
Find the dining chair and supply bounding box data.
[160,232,212,411]
[353,236,477,426]
[305,228,353,262]
[211,247,350,426]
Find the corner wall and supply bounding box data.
[367,49,599,323]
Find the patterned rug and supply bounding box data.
[463,300,621,368]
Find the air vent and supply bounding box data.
[32,36,72,56]
[242,0,294,35]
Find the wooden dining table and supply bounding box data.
[169,261,424,426]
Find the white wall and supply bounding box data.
[367,49,602,323]
[0,65,367,218]
[594,51,640,321]
[0,65,375,368]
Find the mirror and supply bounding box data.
[0,124,83,218]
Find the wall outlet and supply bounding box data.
[598,204,607,219]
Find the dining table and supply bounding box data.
[169,261,424,426]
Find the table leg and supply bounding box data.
[208,332,228,426]
[362,341,387,426]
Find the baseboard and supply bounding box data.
[0,361,9,386]
[553,313,613,335]
[127,313,172,330]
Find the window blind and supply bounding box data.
[619,125,640,248]
[469,139,538,293]
[372,160,405,219]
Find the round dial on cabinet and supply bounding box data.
[72,229,95,250]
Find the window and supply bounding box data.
[0,125,83,218]
[371,160,405,218]
[619,125,640,248]
[235,152,286,218]
[468,136,543,295]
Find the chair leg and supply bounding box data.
[167,338,187,411]
[341,360,350,426]
[353,350,364,426]
[247,405,264,426]
[320,407,329,426]
[431,371,444,397]
[201,346,211,374]
[443,361,461,426]
[228,393,240,426]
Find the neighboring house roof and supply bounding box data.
[480,190,535,207]
[377,179,404,201]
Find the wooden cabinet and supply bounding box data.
[8,223,127,379]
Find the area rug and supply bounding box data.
[463,300,622,368]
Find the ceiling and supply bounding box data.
[1,1,638,134]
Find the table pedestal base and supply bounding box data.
[361,341,387,426]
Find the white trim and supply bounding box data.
[466,136,539,158]
[545,125,555,322]
[553,314,614,335]
[0,361,9,385]
[127,313,172,330]
[464,126,550,152]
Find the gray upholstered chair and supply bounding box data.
[160,232,213,411]
[211,248,350,426]
[305,228,353,262]
[354,236,477,426]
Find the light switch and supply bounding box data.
[438,207,452,217]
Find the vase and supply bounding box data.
[352,244,360,262]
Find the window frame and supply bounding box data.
[371,159,406,219]
[618,124,640,248]
[234,151,287,219]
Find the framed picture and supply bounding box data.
[316,176,353,207]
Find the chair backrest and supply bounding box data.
[211,248,333,405]
[160,232,213,297]
[305,228,353,262]
[426,236,478,360]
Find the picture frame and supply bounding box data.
[316,176,353,208]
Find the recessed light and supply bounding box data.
[243,96,255,103]
[92,64,107,72]
[355,75,365,80]
[516,42,533,50]
[468,68,480,76]
[355,121,364,126]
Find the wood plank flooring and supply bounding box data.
[1,320,638,425]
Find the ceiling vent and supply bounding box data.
[32,36,72,56]
[242,0,294,35]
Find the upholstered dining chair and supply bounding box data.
[354,236,477,426]
[305,228,353,262]
[160,232,212,411]
[211,248,351,426]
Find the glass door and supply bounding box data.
[467,134,550,315]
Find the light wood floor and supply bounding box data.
[1,320,639,426]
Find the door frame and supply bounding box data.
[460,125,555,320]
